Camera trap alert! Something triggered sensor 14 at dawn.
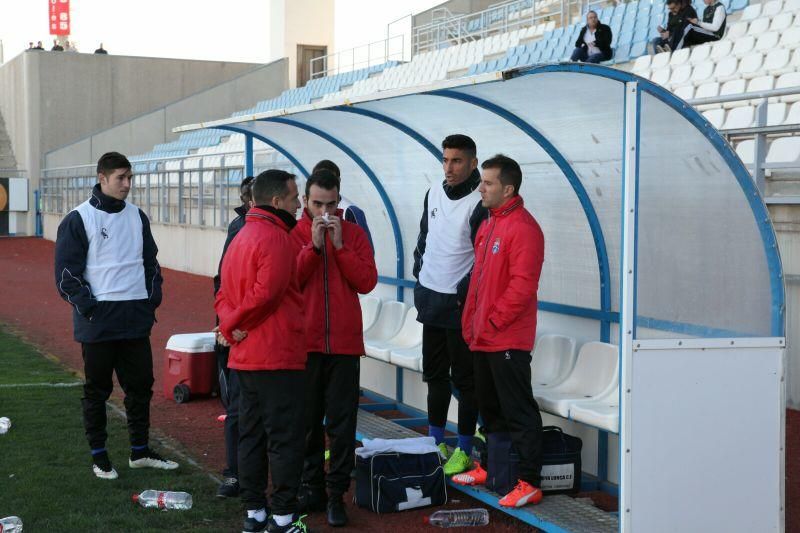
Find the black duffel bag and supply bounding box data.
[484,426,583,496]
[355,451,447,513]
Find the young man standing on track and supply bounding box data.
[55,151,178,480]
[454,154,546,509]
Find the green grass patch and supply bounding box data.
[0,325,241,531]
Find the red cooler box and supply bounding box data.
[163,332,217,403]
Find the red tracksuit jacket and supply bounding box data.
[214,206,306,371]
[462,196,545,353]
[292,209,378,355]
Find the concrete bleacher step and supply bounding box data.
[355,402,619,533]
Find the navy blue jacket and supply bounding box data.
[55,184,162,343]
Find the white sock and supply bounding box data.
[247,508,267,522]
[273,514,293,527]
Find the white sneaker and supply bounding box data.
[129,448,179,470]
[92,463,119,479]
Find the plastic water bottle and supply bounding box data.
[0,516,23,532]
[0,417,11,435]
[424,508,489,527]
[132,490,193,510]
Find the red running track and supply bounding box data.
[1,237,798,532]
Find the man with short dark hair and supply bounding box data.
[94,43,108,54]
[311,160,373,251]
[215,169,312,533]
[292,170,377,527]
[55,151,178,480]
[684,0,727,47]
[414,134,486,477]
[34,41,44,50]
[212,175,254,499]
[454,154,545,509]
[51,39,64,51]
[571,10,613,63]
[650,0,697,53]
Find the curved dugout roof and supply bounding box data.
[181,63,785,339]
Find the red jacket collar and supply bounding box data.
[246,206,296,232]
[489,196,524,218]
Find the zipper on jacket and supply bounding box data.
[322,241,331,353]
[472,215,496,337]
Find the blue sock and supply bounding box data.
[457,434,473,455]
[131,444,148,451]
[429,425,445,445]
[91,447,107,455]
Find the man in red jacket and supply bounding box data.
[292,170,377,527]
[215,169,312,533]
[454,154,546,508]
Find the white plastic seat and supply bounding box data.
[721,79,747,108]
[650,66,671,86]
[669,48,691,66]
[740,52,765,79]
[747,75,775,95]
[755,31,780,54]
[389,346,423,372]
[726,21,749,40]
[689,43,712,64]
[786,102,800,123]
[787,0,800,10]
[674,84,695,100]
[713,55,739,82]
[733,35,756,57]
[361,296,382,332]
[535,342,619,418]
[710,39,733,61]
[531,334,578,389]
[690,60,715,86]
[365,306,421,362]
[762,0,783,18]
[766,137,800,168]
[770,13,794,32]
[767,102,787,126]
[650,51,671,70]
[739,3,762,22]
[765,48,791,76]
[780,27,800,49]
[569,389,619,433]
[736,139,756,165]
[722,105,755,129]
[632,54,652,74]
[669,63,692,86]
[776,72,800,102]
[694,81,721,109]
[364,300,407,345]
[702,108,726,128]
[746,16,770,37]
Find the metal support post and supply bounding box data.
[753,98,768,195]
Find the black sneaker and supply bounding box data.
[91,451,118,480]
[242,515,269,533]
[129,447,179,470]
[267,514,314,533]
[217,476,240,498]
[326,496,348,527]
[297,485,327,513]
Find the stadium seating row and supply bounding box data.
[360,295,620,433]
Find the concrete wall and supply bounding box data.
[274,0,335,88]
[0,51,264,235]
[45,58,289,169]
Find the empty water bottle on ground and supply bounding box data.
[424,508,489,527]
[0,516,23,532]
[132,490,193,510]
[0,417,11,434]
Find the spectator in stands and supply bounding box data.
[413,134,486,477]
[312,159,373,251]
[65,40,78,53]
[55,151,178,480]
[51,39,64,52]
[211,175,254,499]
[649,0,697,53]
[26,42,34,51]
[292,170,377,527]
[683,0,727,47]
[453,154,545,509]
[94,43,108,55]
[214,169,311,533]
[34,41,44,50]
[570,10,613,64]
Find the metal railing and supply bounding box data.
[310,35,407,80]
[41,150,294,228]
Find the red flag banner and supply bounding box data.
[49,0,70,36]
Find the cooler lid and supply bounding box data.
[166,332,216,352]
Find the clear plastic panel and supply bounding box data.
[635,91,773,338]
